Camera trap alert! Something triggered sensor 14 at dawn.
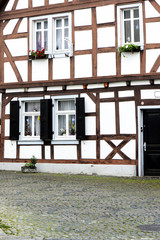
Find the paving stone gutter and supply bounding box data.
[0,171,160,240]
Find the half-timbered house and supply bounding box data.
[0,0,160,176]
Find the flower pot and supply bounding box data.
[21,166,37,173]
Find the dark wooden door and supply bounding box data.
[144,109,160,176]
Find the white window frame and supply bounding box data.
[52,95,78,145]
[53,13,72,57]
[117,3,144,50]
[29,13,72,58]
[34,19,48,51]
[18,97,43,145]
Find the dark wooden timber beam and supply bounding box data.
[0,73,160,91]
[0,0,143,21]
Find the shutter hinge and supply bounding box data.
[19,106,21,109]
[52,131,54,134]
[52,104,54,107]
[19,132,21,135]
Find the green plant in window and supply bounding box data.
[118,43,140,56]
[69,121,75,135]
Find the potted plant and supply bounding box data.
[118,43,140,57]
[21,155,37,173]
[29,48,48,60]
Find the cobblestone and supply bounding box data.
[0,171,160,240]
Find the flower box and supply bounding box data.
[29,54,48,60]
[118,44,141,55]
[21,166,37,173]
[29,48,48,60]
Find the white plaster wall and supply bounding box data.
[67,85,83,90]
[16,0,28,9]
[97,52,116,76]
[75,55,92,78]
[5,0,15,11]
[5,103,10,115]
[141,89,160,99]
[118,90,134,98]
[20,146,42,159]
[85,116,96,136]
[5,119,10,137]
[53,58,70,79]
[121,52,140,75]
[28,87,43,92]
[96,5,115,24]
[5,38,28,57]
[146,22,160,44]
[119,101,136,134]
[32,0,44,7]
[6,88,24,93]
[87,84,104,89]
[97,27,115,48]
[3,19,19,35]
[146,49,160,73]
[18,18,28,33]
[54,146,77,160]
[145,1,160,18]
[100,92,114,99]
[80,93,96,113]
[32,60,48,81]
[47,86,62,91]
[75,30,92,50]
[131,80,150,86]
[121,140,136,160]
[100,140,113,159]
[4,140,17,159]
[45,146,51,160]
[0,163,137,177]
[15,61,28,82]
[4,62,18,83]
[109,82,127,88]
[81,141,96,159]
[74,8,92,26]
[100,102,116,134]
[49,0,64,4]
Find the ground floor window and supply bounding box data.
[10,96,85,143]
[23,101,40,138]
[55,98,76,139]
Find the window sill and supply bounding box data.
[53,51,73,58]
[52,140,79,145]
[18,140,44,145]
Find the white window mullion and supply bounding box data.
[66,114,69,136]
[131,9,134,43]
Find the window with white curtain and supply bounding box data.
[35,20,48,51]
[54,97,76,140]
[21,101,40,139]
[117,3,144,49]
[29,13,72,57]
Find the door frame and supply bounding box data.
[138,105,160,176]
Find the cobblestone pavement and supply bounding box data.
[0,171,160,240]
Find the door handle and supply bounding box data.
[144,142,146,151]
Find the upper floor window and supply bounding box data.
[29,13,72,58]
[55,17,69,52]
[35,20,48,51]
[117,3,144,49]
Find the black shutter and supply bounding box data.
[76,98,85,140]
[40,99,52,141]
[10,101,19,140]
